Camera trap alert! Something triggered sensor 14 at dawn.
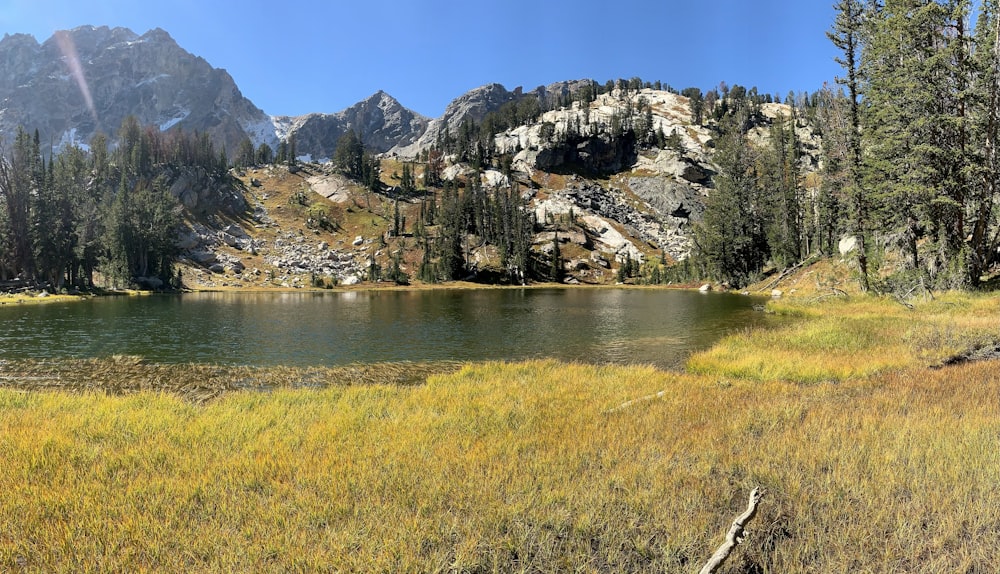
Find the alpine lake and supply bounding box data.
[0,288,768,370]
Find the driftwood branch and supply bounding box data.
[604,390,667,414]
[699,487,764,574]
[759,257,814,292]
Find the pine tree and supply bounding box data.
[828,0,870,290]
[236,137,255,168]
[550,233,564,282]
[333,130,364,179]
[693,107,768,287]
[862,0,975,284]
[967,0,1000,284]
[287,135,297,168]
[255,142,274,165]
[764,112,804,268]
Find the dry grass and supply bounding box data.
[3,293,1000,571]
[688,292,1000,382]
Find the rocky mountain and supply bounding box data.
[273,91,428,161]
[389,80,595,158]
[390,83,522,157]
[0,26,275,153]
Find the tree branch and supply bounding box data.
[699,487,764,574]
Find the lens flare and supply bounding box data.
[54,30,97,124]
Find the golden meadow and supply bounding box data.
[2,292,1000,572]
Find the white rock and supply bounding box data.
[481,170,509,188]
[838,235,859,255]
[699,283,712,292]
[353,236,364,246]
[771,289,784,298]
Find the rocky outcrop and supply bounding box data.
[391,83,523,157]
[531,132,638,175]
[275,91,429,160]
[390,80,598,159]
[627,175,705,223]
[0,26,274,153]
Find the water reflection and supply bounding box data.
[0,289,766,369]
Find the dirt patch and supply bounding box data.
[0,357,463,403]
[931,344,1000,369]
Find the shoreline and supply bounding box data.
[0,280,712,306]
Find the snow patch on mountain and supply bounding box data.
[159,108,190,131]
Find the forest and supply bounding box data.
[696,0,1000,291]
[0,116,235,291]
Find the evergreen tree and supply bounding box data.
[255,142,274,165]
[0,127,39,279]
[693,108,769,287]
[236,137,256,168]
[862,0,975,283]
[682,87,704,124]
[764,113,804,268]
[967,0,1000,284]
[333,130,364,179]
[287,134,297,168]
[828,0,870,289]
[276,140,288,164]
[550,233,564,282]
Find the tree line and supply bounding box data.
[693,0,1000,291]
[0,117,238,291]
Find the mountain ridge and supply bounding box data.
[0,25,273,154]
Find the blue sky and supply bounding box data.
[1,0,843,118]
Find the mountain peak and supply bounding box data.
[0,24,271,155]
[139,27,175,43]
[0,32,40,47]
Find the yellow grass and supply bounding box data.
[689,292,1000,382]
[3,293,1000,571]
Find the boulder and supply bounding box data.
[590,252,610,268]
[223,224,249,239]
[699,283,712,292]
[771,289,784,298]
[189,250,217,266]
[839,235,859,255]
[220,233,242,249]
[175,228,200,250]
[481,170,509,188]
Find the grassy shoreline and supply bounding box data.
[3,292,999,571]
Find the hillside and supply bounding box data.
[177,86,820,290]
[0,25,827,292]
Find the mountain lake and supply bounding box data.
[0,288,767,370]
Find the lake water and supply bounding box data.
[0,289,766,370]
